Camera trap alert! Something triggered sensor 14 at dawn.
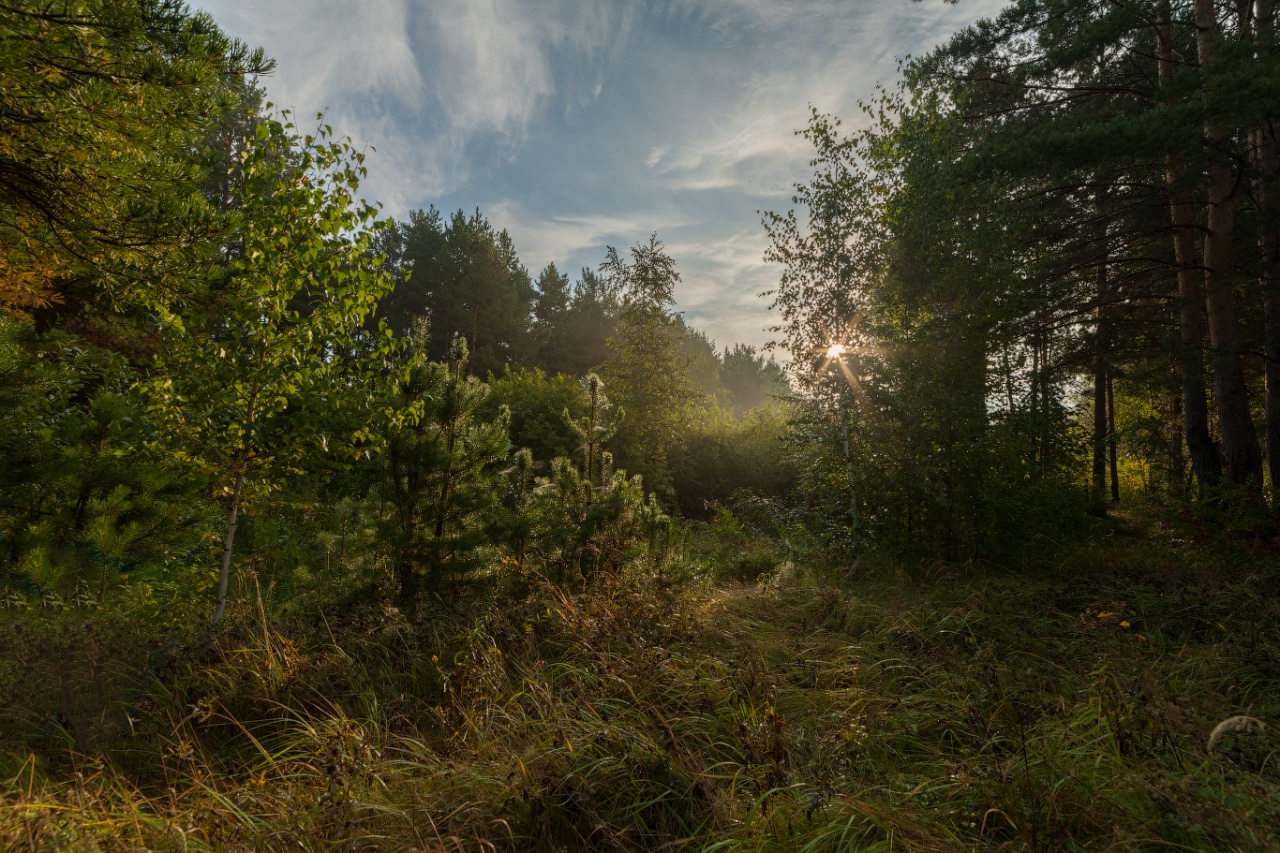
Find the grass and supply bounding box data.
[3,509,1280,851]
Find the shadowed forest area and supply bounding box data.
[3,1,1280,850]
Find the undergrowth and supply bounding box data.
[3,510,1280,851]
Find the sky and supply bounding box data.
[194,0,1008,351]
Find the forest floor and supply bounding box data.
[4,509,1280,851]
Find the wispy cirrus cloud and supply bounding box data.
[665,227,780,348]
[216,0,425,108]
[197,0,1011,349]
[648,0,1009,199]
[200,0,634,210]
[485,200,664,277]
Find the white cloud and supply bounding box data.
[666,228,779,349]
[195,0,1011,347]
[652,0,1009,198]
[418,2,552,145]
[198,0,633,207]
[486,200,661,276]
[220,0,425,109]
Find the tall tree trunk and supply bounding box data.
[1169,389,1187,499]
[1251,122,1280,499]
[1160,0,1223,499]
[837,380,858,536]
[1093,353,1109,511]
[1003,347,1016,413]
[1196,0,1264,492]
[1032,316,1046,475]
[1092,194,1111,513]
[212,469,245,634]
[397,494,418,604]
[1090,315,1111,507]
[1253,0,1280,501]
[1108,372,1120,502]
[586,378,600,493]
[1172,169,1224,499]
[431,418,458,586]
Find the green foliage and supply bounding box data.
[492,447,538,564]
[505,372,659,582]
[0,0,270,315]
[6,515,1280,852]
[13,7,1280,851]
[144,111,402,629]
[531,262,574,369]
[678,322,725,403]
[0,315,212,597]
[555,267,619,376]
[720,343,788,415]
[377,207,536,377]
[1109,378,1189,501]
[601,235,699,494]
[485,366,589,465]
[765,86,1099,560]
[670,403,799,519]
[563,373,621,488]
[381,331,511,602]
[524,455,652,582]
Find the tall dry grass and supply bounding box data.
[4,512,1280,851]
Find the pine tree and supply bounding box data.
[532,262,573,371]
[564,373,621,493]
[377,208,536,377]
[556,267,618,376]
[0,0,270,316]
[383,332,510,602]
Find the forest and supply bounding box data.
[2,0,1280,850]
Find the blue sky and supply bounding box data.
[195,0,1007,350]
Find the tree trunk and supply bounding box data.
[586,380,599,492]
[1195,0,1264,492]
[212,470,245,634]
[1173,167,1224,500]
[431,421,457,587]
[1031,329,1041,467]
[1251,121,1280,501]
[397,556,416,604]
[1108,371,1120,502]
[1159,0,1223,500]
[1169,389,1186,499]
[1093,365,1109,511]
[837,382,857,536]
[1092,194,1111,513]
[388,438,419,604]
[1003,347,1016,413]
[1253,0,1280,502]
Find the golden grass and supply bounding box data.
[4,513,1280,851]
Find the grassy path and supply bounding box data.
[5,516,1280,850]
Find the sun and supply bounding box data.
[826,343,847,358]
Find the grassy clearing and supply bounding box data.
[3,510,1280,851]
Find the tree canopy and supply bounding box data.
[0,0,269,318]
